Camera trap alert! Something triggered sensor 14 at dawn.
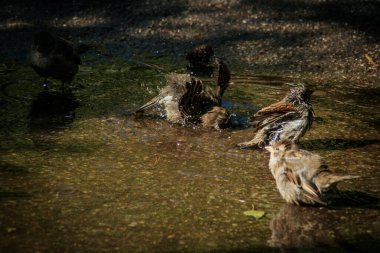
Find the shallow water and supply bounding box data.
[0,58,379,252]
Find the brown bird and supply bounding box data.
[265,140,359,206]
[237,85,314,148]
[30,31,89,91]
[186,44,214,77]
[136,58,231,130]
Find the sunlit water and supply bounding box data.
[0,57,379,252]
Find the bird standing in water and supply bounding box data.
[265,140,359,206]
[136,58,231,130]
[237,85,314,148]
[30,31,87,92]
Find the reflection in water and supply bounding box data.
[0,161,29,174]
[28,91,79,119]
[268,205,380,252]
[269,205,340,252]
[27,91,79,148]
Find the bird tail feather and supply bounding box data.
[136,96,160,113]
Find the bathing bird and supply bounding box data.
[136,58,231,130]
[265,140,359,206]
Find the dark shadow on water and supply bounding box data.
[325,190,379,209]
[27,91,79,148]
[299,139,380,151]
[364,118,380,129]
[0,161,29,174]
[28,90,79,118]
[269,204,380,253]
[0,162,33,199]
[28,90,79,130]
[0,191,32,199]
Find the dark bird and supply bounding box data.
[186,44,214,77]
[237,85,314,148]
[265,140,360,206]
[136,59,231,130]
[30,31,88,91]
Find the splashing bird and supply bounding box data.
[136,59,231,130]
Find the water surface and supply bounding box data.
[0,58,379,252]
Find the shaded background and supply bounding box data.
[0,0,379,86]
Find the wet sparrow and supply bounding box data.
[237,85,314,148]
[136,59,230,130]
[30,31,89,91]
[265,141,359,206]
[186,44,214,77]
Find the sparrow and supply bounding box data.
[136,58,231,130]
[265,140,359,206]
[30,31,90,91]
[186,44,214,77]
[237,85,314,148]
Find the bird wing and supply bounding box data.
[179,78,217,123]
[250,100,297,129]
[55,36,81,64]
[251,111,298,133]
[214,59,231,102]
[285,166,326,205]
[255,100,294,117]
[136,74,189,113]
[135,94,161,113]
[217,60,231,88]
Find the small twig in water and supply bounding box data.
[153,156,161,166]
[364,53,378,68]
